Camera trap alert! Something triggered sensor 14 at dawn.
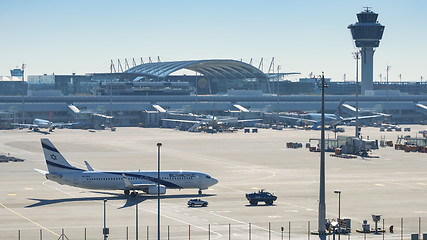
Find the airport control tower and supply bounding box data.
[348,8,385,94]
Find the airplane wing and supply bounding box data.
[161,118,200,124]
[12,123,37,128]
[341,114,387,122]
[122,174,156,191]
[215,118,262,124]
[236,118,263,123]
[279,116,318,124]
[52,122,74,127]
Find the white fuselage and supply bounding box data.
[47,170,217,191]
[33,119,53,128]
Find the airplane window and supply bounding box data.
[206,176,211,178]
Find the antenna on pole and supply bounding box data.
[140,57,144,65]
[157,56,161,63]
[149,57,152,63]
[132,58,137,67]
[249,58,253,66]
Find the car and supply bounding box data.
[187,199,208,207]
[246,189,277,206]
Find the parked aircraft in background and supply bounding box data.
[13,119,74,132]
[280,102,389,129]
[162,113,262,132]
[36,139,218,196]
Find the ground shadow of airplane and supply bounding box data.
[26,130,50,135]
[26,191,216,209]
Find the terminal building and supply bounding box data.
[1,59,427,129]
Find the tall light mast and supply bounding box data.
[348,7,385,95]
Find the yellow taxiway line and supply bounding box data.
[0,202,59,237]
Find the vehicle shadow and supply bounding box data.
[244,204,276,207]
[26,191,215,209]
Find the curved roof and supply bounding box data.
[124,59,267,79]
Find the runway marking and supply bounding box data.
[381,180,427,191]
[284,210,298,213]
[8,193,16,196]
[24,188,33,190]
[0,202,59,237]
[375,184,385,187]
[417,183,427,186]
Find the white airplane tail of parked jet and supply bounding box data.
[38,139,218,196]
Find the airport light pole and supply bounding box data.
[136,203,139,240]
[103,199,109,240]
[353,51,360,138]
[334,190,341,240]
[386,65,391,116]
[157,142,162,240]
[318,72,327,239]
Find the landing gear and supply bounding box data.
[124,190,130,195]
[198,189,202,195]
[130,191,138,197]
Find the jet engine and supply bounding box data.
[145,185,166,194]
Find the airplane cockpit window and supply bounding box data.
[206,175,211,178]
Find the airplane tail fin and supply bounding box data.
[40,138,83,174]
[335,100,344,117]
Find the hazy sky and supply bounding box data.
[1,0,426,82]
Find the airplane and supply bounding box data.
[36,139,218,197]
[13,118,74,132]
[279,102,389,129]
[162,113,262,132]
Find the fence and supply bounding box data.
[1,217,425,240]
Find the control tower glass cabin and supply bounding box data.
[348,8,385,94]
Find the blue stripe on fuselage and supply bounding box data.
[42,143,59,153]
[46,160,84,171]
[107,172,182,189]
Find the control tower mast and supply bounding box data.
[348,7,385,95]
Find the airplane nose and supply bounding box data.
[211,178,218,185]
